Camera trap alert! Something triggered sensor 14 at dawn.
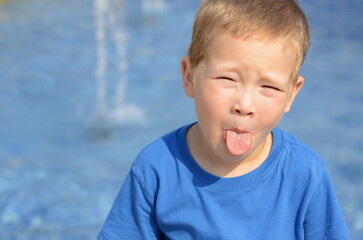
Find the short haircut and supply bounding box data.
[187,0,310,82]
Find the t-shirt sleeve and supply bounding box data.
[303,166,350,239]
[97,169,161,240]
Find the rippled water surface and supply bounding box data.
[0,0,362,239]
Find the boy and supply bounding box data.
[98,0,350,239]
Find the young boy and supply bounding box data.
[98,0,350,239]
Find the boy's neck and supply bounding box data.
[186,124,273,178]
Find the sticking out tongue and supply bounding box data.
[224,130,252,156]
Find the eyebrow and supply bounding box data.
[259,71,288,85]
[207,59,240,72]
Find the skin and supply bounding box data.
[181,33,304,178]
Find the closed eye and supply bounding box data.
[218,77,235,82]
[262,85,280,91]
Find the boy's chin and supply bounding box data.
[221,149,254,163]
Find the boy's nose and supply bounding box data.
[232,92,255,117]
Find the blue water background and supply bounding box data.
[0,0,362,239]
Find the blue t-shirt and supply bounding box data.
[98,123,350,239]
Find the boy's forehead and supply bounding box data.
[198,33,298,79]
[205,31,297,57]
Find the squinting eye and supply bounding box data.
[218,77,234,81]
[263,85,280,91]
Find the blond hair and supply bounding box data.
[187,0,310,82]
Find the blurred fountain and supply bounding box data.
[94,0,107,120]
[141,0,168,14]
[94,0,145,126]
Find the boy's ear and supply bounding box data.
[181,56,195,98]
[284,76,304,113]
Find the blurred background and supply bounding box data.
[0,0,362,239]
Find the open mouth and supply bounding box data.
[224,129,252,156]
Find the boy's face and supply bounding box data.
[182,33,303,164]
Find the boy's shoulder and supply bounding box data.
[135,124,187,161]
[131,124,190,177]
[277,128,327,180]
